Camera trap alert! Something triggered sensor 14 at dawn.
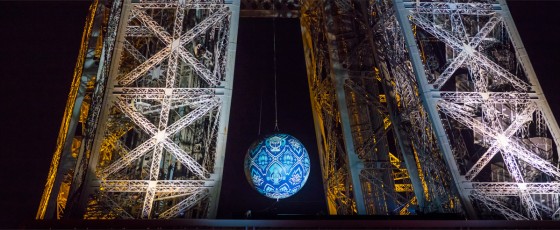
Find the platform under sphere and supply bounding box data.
[244,133,311,199]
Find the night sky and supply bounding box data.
[0,0,559,227]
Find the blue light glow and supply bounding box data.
[244,133,310,199]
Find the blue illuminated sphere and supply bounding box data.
[244,133,310,199]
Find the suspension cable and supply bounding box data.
[273,16,279,132]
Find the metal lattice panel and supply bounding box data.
[374,0,560,220]
[302,0,559,220]
[38,0,560,221]
[38,0,239,220]
[370,0,463,215]
[301,0,426,215]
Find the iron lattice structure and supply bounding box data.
[301,0,451,216]
[38,0,560,221]
[37,0,239,219]
[301,0,560,220]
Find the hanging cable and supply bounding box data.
[272,15,279,132]
[258,89,263,136]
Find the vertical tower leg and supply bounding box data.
[382,0,560,220]
[302,0,426,215]
[39,0,240,219]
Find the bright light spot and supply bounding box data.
[518,183,527,190]
[463,43,474,55]
[155,131,166,143]
[172,39,181,50]
[497,134,509,147]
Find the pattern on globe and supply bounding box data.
[244,133,311,199]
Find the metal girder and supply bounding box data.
[121,6,228,86]
[407,2,497,15]
[501,149,541,219]
[98,194,135,219]
[360,169,409,209]
[388,0,471,215]
[439,101,560,182]
[126,26,152,37]
[322,0,367,214]
[498,0,560,154]
[36,0,107,219]
[470,182,560,196]
[377,0,560,220]
[113,98,158,135]
[135,3,224,9]
[39,0,240,220]
[161,139,209,178]
[123,39,147,62]
[154,192,194,201]
[178,8,228,46]
[459,102,536,180]
[132,7,172,43]
[432,16,500,88]
[301,0,429,215]
[300,0,359,215]
[141,182,157,218]
[118,47,171,86]
[471,53,530,91]
[158,188,209,219]
[165,99,219,135]
[177,48,217,86]
[438,92,533,104]
[39,0,560,221]
[344,79,389,118]
[100,180,210,192]
[133,0,225,9]
[449,11,466,41]
[411,14,462,51]
[411,13,529,91]
[470,192,528,220]
[114,87,217,99]
[136,98,218,115]
[503,139,560,179]
[100,139,157,179]
[108,96,216,180]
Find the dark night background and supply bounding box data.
[0,0,559,227]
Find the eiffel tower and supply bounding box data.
[37,0,560,221]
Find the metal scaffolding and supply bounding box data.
[301,0,442,216]
[37,0,239,219]
[301,0,560,220]
[38,0,560,221]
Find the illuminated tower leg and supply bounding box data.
[301,0,424,215]
[385,0,560,219]
[36,0,106,219]
[38,0,240,219]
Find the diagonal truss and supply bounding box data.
[119,6,228,86]
[379,0,560,220]
[301,0,429,215]
[69,0,237,219]
[470,191,529,220]
[410,13,529,91]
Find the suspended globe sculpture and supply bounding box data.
[244,133,311,199]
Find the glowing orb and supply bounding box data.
[244,133,310,199]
